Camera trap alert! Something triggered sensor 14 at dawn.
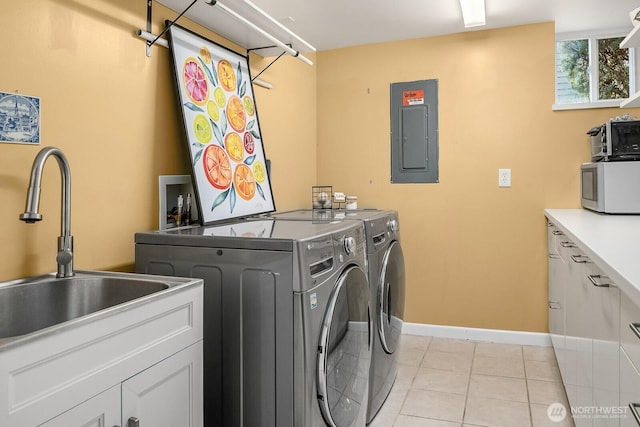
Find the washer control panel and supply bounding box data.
[343,236,356,255]
[297,222,366,291]
[334,224,365,262]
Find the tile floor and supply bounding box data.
[369,335,575,427]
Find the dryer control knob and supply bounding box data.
[387,219,399,233]
[343,236,356,255]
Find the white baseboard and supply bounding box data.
[402,322,551,347]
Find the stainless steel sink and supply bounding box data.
[0,271,174,340]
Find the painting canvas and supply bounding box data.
[167,24,275,224]
[0,91,40,145]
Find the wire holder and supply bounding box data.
[312,186,333,210]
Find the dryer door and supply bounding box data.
[317,265,370,427]
[378,240,406,354]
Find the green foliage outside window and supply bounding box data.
[598,37,629,99]
[558,36,629,101]
[559,40,589,99]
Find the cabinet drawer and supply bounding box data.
[621,292,640,369]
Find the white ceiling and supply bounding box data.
[250,0,637,51]
[158,0,640,53]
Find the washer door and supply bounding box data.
[317,265,370,427]
[378,240,406,354]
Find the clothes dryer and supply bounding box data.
[135,219,371,426]
[268,209,406,423]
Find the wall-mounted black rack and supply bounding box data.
[136,0,314,66]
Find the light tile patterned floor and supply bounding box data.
[368,335,575,427]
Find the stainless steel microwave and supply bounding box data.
[581,162,640,214]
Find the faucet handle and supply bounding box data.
[56,235,74,278]
[56,250,73,266]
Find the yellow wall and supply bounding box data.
[0,0,315,280]
[1,3,637,334]
[316,22,640,332]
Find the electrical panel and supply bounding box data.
[390,79,439,183]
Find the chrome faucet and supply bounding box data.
[19,147,74,278]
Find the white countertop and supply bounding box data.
[545,209,640,306]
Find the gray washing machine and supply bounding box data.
[268,209,406,423]
[135,218,371,426]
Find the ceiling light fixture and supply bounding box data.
[459,0,486,28]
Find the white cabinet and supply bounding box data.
[620,292,640,427]
[42,342,203,427]
[122,341,203,427]
[592,272,620,427]
[547,220,620,427]
[0,279,204,427]
[548,224,567,382]
[544,209,640,426]
[620,348,640,427]
[560,240,594,427]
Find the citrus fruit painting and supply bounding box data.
[233,164,256,201]
[217,59,236,91]
[203,144,232,190]
[193,114,212,143]
[226,95,246,133]
[169,24,275,222]
[224,132,244,162]
[182,57,208,106]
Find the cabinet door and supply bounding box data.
[621,292,640,427]
[620,348,640,427]
[591,268,620,427]
[548,235,566,379]
[122,341,203,427]
[559,242,578,413]
[39,384,120,427]
[562,244,593,427]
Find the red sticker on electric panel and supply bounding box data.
[402,90,424,106]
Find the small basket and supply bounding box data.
[312,186,333,210]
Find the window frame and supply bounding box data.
[553,28,636,111]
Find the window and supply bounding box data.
[554,31,635,110]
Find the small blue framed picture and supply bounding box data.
[0,91,40,145]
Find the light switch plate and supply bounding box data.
[498,169,511,187]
